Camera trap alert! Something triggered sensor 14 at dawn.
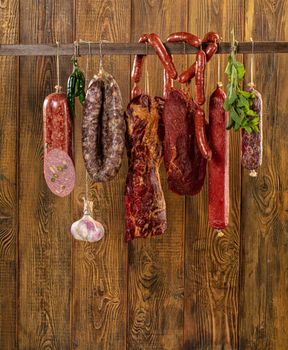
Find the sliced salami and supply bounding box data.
[44,149,75,197]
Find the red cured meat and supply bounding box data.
[44,149,75,197]
[162,88,207,195]
[208,85,229,230]
[241,86,263,175]
[124,94,167,241]
[43,92,73,159]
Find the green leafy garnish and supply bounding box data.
[224,32,259,133]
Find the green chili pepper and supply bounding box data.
[67,58,86,118]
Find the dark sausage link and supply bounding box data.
[163,62,174,99]
[131,34,149,83]
[178,42,217,83]
[147,33,177,80]
[167,32,202,47]
[195,49,206,105]
[195,107,212,160]
[203,31,220,43]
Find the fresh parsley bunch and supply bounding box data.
[224,54,259,133]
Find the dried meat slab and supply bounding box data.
[124,94,167,241]
[44,149,75,197]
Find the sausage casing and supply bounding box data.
[82,73,126,182]
[208,85,229,230]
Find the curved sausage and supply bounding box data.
[167,32,202,47]
[203,32,220,43]
[147,33,177,80]
[82,73,126,182]
[131,34,149,83]
[195,49,206,105]
[195,107,212,160]
[178,42,218,83]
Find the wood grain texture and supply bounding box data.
[18,1,74,348]
[0,1,18,349]
[128,1,187,349]
[72,1,130,349]
[240,1,288,349]
[184,1,243,349]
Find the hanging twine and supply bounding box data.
[145,42,150,95]
[250,37,254,85]
[55,41,61,92]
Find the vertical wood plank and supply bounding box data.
[240,1,288,349]
[185,1,244,348]
[72,1,130,349]
[0,1,19,349]
[18,1,74,348]
[128,1,187,349]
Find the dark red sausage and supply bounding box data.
[203,32,220,43]
[163,63,174,99]
[147,33,177,80]
[195,107,212,160]
[178,42,217,83]
[167,32,202,47]
[131,34,149,83]
[208,84,229,230]
[195,49,206,105]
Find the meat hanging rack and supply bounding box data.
[0,41,288,56]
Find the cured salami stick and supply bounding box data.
[241,84,263,177]
[208,84,229,230]
[195,107,212,160]
[82,73,125,182]
[178,42,217,83]
[43,86,75,196]
[167,32,202,47]
[43,88,73,158]
[195,49,206,105]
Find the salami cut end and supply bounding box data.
[44,149,76,197]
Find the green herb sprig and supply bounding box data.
[224,34,259,133]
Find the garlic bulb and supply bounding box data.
[71,198,104,242]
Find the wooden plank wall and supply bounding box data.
[0,0,287,349]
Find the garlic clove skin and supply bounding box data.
[71,214,105,242]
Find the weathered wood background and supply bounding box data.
[0,0,287,349]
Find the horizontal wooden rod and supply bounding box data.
[0,42,288,56]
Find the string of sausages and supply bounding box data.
[42,31,263,242]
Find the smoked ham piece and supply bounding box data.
[124,95,167,241]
